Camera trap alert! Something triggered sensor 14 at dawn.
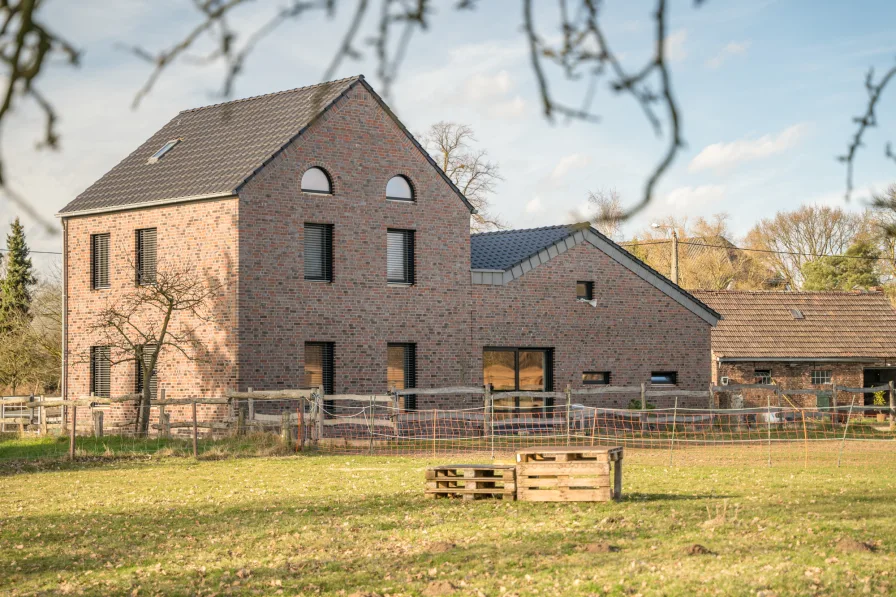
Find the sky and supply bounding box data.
[4,0,896,274]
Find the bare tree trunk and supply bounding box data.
[139,380,152,436]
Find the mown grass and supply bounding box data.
[1,449,895,596]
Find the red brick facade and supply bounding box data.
[62,82,714,424]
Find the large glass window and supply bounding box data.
[388,343,417,410]
[484,348,553,413]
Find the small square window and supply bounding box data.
[576,281,594,301]
[583,371,610,385]
[754,369,771,384]
[650,371,677,385]
[811,370,832,385]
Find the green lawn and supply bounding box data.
[1,451,895,596]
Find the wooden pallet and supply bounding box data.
[425,464,516,501]
[515,446,623,502]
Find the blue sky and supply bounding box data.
[5,0,896,271]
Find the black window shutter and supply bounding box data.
[135,345,158,399]
[136,228,157,285]
[91,346,111,397]
[304,224,333,281]
[387,229,414,284]
[92,234,110,289]
[388,343,417,410]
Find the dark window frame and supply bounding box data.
[386,175,415,202]
[300,167,334,195]
[305,342,335,417]
[576,281,594,301]
[483,346,554,412]
[650,371,678,386]
[387,343,417,411]
[754,369,772,385]
[91,233,110,290]
[304,223,334,282]
[135,228,157,286]
[386,228,415,285]
[583,371,611,385]
[90,346,111,398]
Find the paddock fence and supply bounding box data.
[1,382,895,467]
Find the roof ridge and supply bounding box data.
[694,289,884,295]
[179,75,363,114]
[470,222,584,238]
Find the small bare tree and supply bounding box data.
[421,122,506,232]
[586,188,624,241]
[87,260,221,435]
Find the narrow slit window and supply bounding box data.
[147,139,180,163]
[304,223,333,281]
[388,343,417,410]
[91,233,110,290]
[583,371,610,385]
[91,346,111,398]
[650,371,677,386]
[136,228,157,285]
[387,229,415,284]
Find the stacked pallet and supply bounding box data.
[515,446,623,502]
[425,464,516,500]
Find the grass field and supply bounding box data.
[1,450,895,596]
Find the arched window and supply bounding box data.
[386,175,414,201]
[301,167,332,194]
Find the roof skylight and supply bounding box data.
[790,308,804,320]
[147,139,180,164]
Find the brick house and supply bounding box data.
[693,290,896,406]
[58,75,719,422]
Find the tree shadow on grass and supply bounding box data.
[622,492,735,501]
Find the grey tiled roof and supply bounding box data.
[59,76,362,214]
[470,224,577,270]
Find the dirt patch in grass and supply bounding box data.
[582,542,619,553]
[422,580,457,596]
[836,537,875,553]
[685,544,713,555]
[427,542,455,554]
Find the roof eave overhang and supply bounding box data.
[470,227,721,326]
[716,356,889,363]
[55,191,237,218]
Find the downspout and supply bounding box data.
[61,219,68,406]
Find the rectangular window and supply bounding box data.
[576,281,594,300]
[583,371,610,385]
[91,233,110,289]
[387,229,415,284]
[90,346,111,397]
[136,228,157,285]
[388,343,417,411]
[754,369,772,385]
[484,348,554,412]
[304,342,334,394]
[650,371,677,386]
[811,370,832,385]
[304,223,333,282]
[135,345,158,399]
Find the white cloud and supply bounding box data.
[551,153,591,180]
[689,124,810,172]
[488,95,527,119]
[665,185,727,209]
[665,30,688,63]
[526,196,543,214]
[705,41,751,69]
[463,70,513,101]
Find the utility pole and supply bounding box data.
[671,229,679,285]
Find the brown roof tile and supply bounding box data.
[692,290,896,359]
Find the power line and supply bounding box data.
[620,238,894,262]
[0,248,61,255]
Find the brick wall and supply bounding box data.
[64,199,239,430]
[236,83,473,405]
[472,242,713,408]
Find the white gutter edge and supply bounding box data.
[55,191,236,218]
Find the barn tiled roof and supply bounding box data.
[692,290,896,359]
[470,224,578,270]
[59,76,362,214]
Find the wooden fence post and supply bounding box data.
[482,385,490,439]
[831,383,838,427]
[766,394,772,468]
[237,407,247,436]
[40,397,47,436]
[93,410,103,438]
[69,405,76,460]
[161,411,171,439]
[248,397,255,430]
[298,399,305,451]
[639,382,647,433]
[191,400,198,459]
[316,385,324,444]
[889,380,895,432]
[281,411,291,444]
[668,397,678,467]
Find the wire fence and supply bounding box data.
[1,384,895,468]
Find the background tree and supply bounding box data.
[802,241,881,291]
[586,188,624,241]
[88,260,221,435]
[0,217,36,327]
[422,122,506,232]
[744,205,870,289]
